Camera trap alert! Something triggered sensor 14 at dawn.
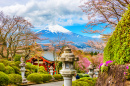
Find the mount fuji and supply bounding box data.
[37,25,96,48]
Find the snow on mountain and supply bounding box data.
[38,24,71,34]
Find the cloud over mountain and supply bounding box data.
[0,0,88,26]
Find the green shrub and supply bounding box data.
[0,63,5,72]
[53,74,63,80]
[27,73,42,83]
[14,54,21,62]
[104,4,130,64]
[78,73,89,78]
[8,74,22,84]
[5,66,15,74]
[63,77,97,86]
[8,61,15,66]
[41,74,52,82]
[0,59,9,66]
[39,66,47,74]
[12,66,20,74]
[31,65,38,72]
[25,69,32,77]
[15,61,21,68]
[0,71,9,85]
[25,62,32,70]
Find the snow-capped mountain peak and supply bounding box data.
[42,24,71,33]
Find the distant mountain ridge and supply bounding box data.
[36,25,97,49]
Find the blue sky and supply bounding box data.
[0,0,112,38]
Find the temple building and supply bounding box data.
[26,50,57,74]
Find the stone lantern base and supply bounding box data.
[64,76,72,86]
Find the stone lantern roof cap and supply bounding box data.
[57,47,79,62]
[49,66,54,70]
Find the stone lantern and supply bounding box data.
[57,47,79,86]
[19,57,27,84]
[49,66,54,75]
[88,63,94,78]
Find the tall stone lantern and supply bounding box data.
[19,57,27,84]
[57,47,79,86]
[88,63,94,78]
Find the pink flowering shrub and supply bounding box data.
[75,53,103,73]
[75,56,91,72]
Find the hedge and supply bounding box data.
[0,63,5,72]
[5,66,15,74]
[63,77,97,86]
[0,59,9,66]
[39,66,47,74]
[27,73,42,83]
[8,74,22,84]
[53,74,63,80]
[12,66,21,74]
[78,73,89,78]
[41,74,52,82]
[0,71,9,85]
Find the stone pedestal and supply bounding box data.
[64,76,72,86]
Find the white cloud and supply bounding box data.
[0,0,89,26]
[92,35,102,38]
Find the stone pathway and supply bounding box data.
[29,76,76,86]
[29,81,64,86]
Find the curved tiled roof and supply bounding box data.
[42,51,56,61]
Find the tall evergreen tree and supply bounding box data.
[104,5,130,64]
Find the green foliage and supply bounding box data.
[53,74,63,80]
[0,71,9,85]
[8,61,15,66]
[101,65,109,73]
[41,74,52,82]
[90,52,94,56]
[0,59,9,66]
[5,66,15,74]
[25,62,32,70]
[63,77,96,86]
[104,5,130,64]
[12,66,20,74]
[15,61,21,68]
[8,74,22,84]
[39,66,47,74]
[0,63,5,72]
[77,73,89,78]
[25,69,32,78]
[94,52,98,55]
[14,54,21,62]
[31,65,38,72]
[25,63,38,77]
[27,73,42,83]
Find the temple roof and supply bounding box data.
[42,51,56,61]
